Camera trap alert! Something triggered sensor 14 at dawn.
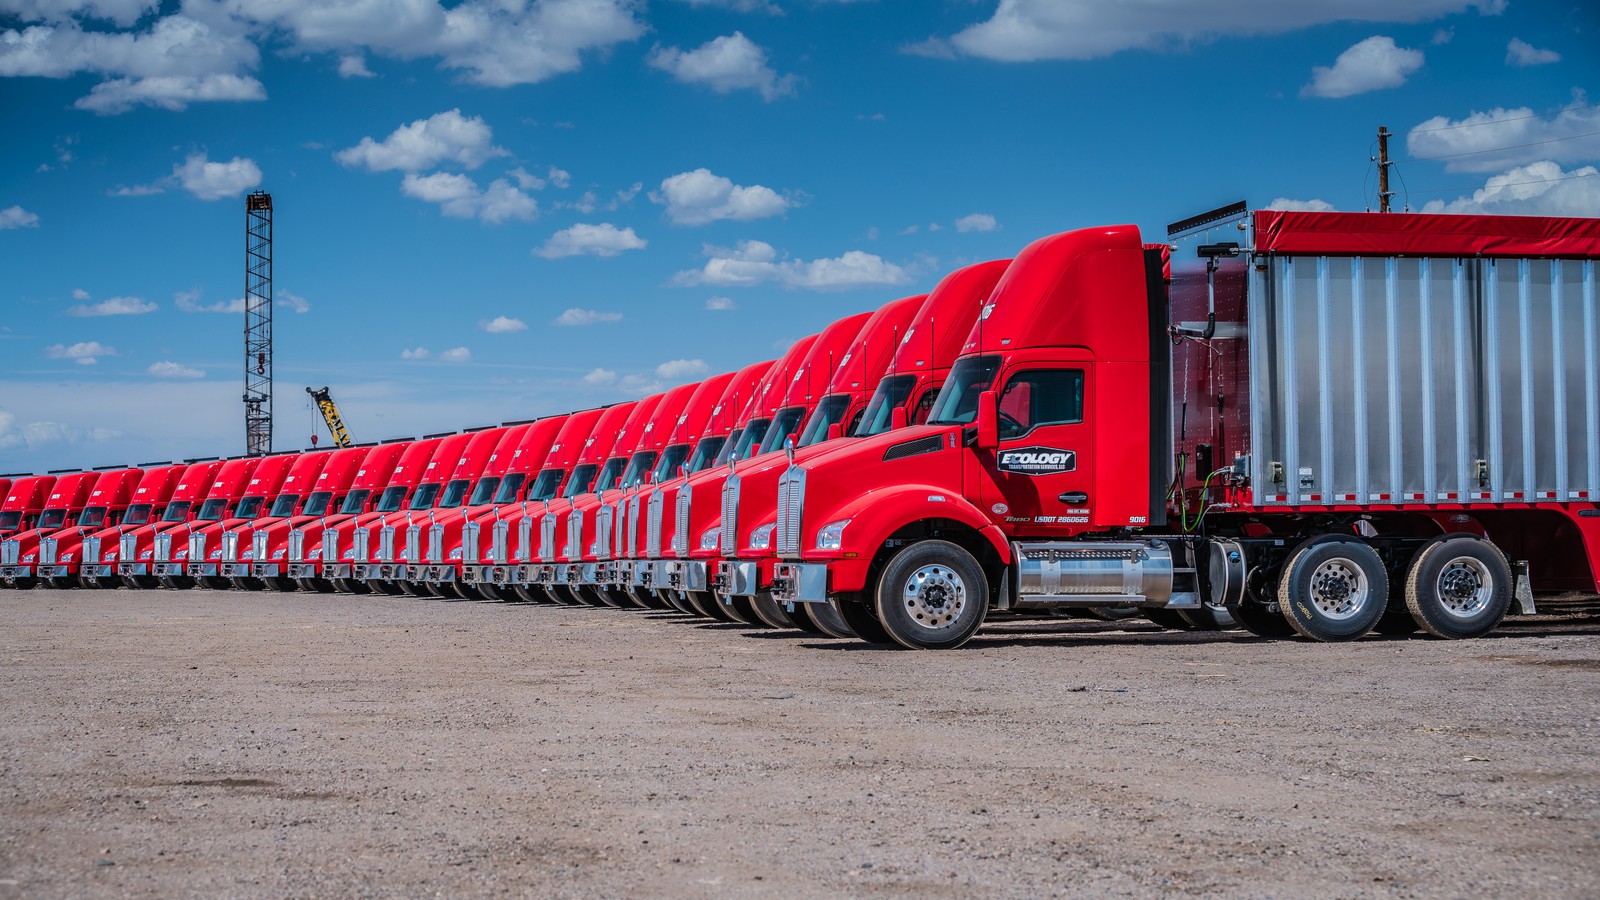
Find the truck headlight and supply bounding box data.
[816,519,851,551]
[449,548,463,560]
[748,524,775,551]
[699,527,720,551]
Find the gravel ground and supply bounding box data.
[1,588,1597,898]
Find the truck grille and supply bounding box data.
[222,531,239,561]
[83,536,100,564]
[565,509,583,561]
[595,505,612,558]
[40,538,56,565]
[511,517,529,564]
[426,523,443,563]
[1,540,18,566]
[402,525,420,562]
[720,476,739,558]
[775,466,805,556]
[539,514,556,562]
[154,532,172,561]
[324,529,341,562]
[367,526,383,562]
[120,533,136,561]
[672,484,691,556]
[467,521,484,561]
[646,490,663,558]
[288,530,304,561]
[626,495,640,557]
[252,531,268,562]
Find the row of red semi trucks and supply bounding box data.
[4,205,1599,649]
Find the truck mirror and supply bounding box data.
[890,407,909,431]
[826,423,843,442]
[976,391,999,451]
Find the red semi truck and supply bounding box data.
[715,262,1008,630]
[765,206,1600,648]
[1,469,97,586]
[221,445,360,590]
[146,456,269,586]
[89,459,220,587]
[0,474,58,538]
[321,434,447,592]
[281,438,410,591]
[68,463,188,588]
[530,400,639,603]
[1,466,143,588]
[176,449,303,588]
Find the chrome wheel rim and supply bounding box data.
[1436,556,1492,619]
[902,564,966,632]
[1308,557,1369,620]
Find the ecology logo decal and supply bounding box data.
[997,447,1076,476]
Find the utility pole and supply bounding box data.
[1376,126,1393,214]
[243,190,273,456]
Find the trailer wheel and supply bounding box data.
[1277,536,1389,642]
[873,540,989,650]
[750,592,797,629]
[1404,535,1512,640]
[834,593,892,645]
[1143,609,1194,630]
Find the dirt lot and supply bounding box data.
[1,589,1597,898]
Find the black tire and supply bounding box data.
[398,580,432,598]
[476,583,505,602]
[1230,599,1297,637]
[1179,604,1238,631]
[687,590,735,621]
[551,585,583,605]
[576,585,611,607]
[834,592,892,644]
[369,579,404,596]
[298,577,336,593]
[749,592,798,629]
[655,589,691,613]
[79,574,108,589]
[631,587,667,609]
[1277,535,1389,642]
[1143,608,1194,630]
[715,592,762,625]
[1404,535,1513,640]
[873,540,989,650]
[802,601,855,639]
[44,576,75,590]
[331,577,373,594]
[159,575,196,590]
[10,576,39,590]
[198,576,233,590]
[266,576,298,592]
[125,575,160,590]
[511,583,549,603]
[230,576,266,591]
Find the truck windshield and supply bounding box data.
[928,356,1001,425]
[467,477,500,506]
[338,489,371,515]
[38,509,66,529]
[124,504,152,525]
[686,437,725,475]
[375,486,408,512]
[565,464,599,497]
[267,494,299,517]
[302,492,333,516]
[437,479,472,508]
[796,395,852,447]
[492,473,525,504]
[621,451,659,489]
[730,419,770,462]
[712,429,742,466]
[196,499,229,521]
[409,483,442,510]
[0,511,18,530]
[855,375,917,437]
[234,497,265,519]
[78,507,107,528]
[591,458,626,493]
[160,501,191,523]
[651,444,693,483]
[527,469,563,501]
[757,407,809,456]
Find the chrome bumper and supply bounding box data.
[188,562,220,577]
[462,564,517,585]
[321,563,351,579]
[250,563,282,578]
[354,563,410,580]
[151,562,185,577]
[117,563,149,576]
[771,562,827,604]
[37,565,68,578]
[83,564,113,578]
[714,560,759,597]
[0,565,31,579]
[286,563,316,579]
[664,560,707,592]
[418,564,456,583]
[576,562,600,585]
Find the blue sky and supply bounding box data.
[1,0,1596,472]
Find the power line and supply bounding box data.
[1406,102,1600,135]
[1409,129,1600,161]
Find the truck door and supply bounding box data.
[979,364,1094,536]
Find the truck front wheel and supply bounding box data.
[1404,535,1512,639]
[873,540,989,650]
[1277,536,1389,642]
[834,592,892,645]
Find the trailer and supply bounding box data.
[769,206,1600,648]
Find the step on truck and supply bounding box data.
[717,261,1007,631]
[770,205,1600,649]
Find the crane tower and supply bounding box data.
[244,190,273,456]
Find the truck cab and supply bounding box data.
[76,463,187,588]
[289,437,419,590]
[2,467,141,588]
[0,474,58,539]
[266,440,405,591]
[147,456,274,585]
[220,448,348,589]
[116,457,244,588]
[529,401,639,600]
[175,450,302,587]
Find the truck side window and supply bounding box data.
[912,390,936,425]
[997,370,1084,438]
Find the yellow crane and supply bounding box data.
[305,386,352,448]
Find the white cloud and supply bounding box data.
[673,0,780,12]
[1302,36,1423,99]
[1419,161,1600,216]
[954,212,998,232]
[651,168,792,225]
[1264,197,1336,212]
[1506,38,1560,67]
[481,315,527,333]
[533,223,647,258]
[705,296,736,311]
[439,346,472,362]
[147,360,204,379]
[109,182,164,197]
[336,109,507,172]
[174,290,244,314]
[65,295,156,316]
[1407,97,1600,172]
[337,53,374,78]
[560,190,599,214]
[582,367,616,385]
[46,341,116,365]
[547,166,571,189]
[0,2,158,28]
[401,347,431,360]
[608,182,643,209]
[553,308,623,326]
[648,32,797,101]
[673,240,911,291]
[401,171,538,224]
[0,405,120,454]
[910,0,1501,62]
[656,358,708,380]
[71,288,90,300]
[278,291,311,313]
[76,74,266,114]
[509,166,546,190]
[0,205,40,229]
[174,153,262,201]
[1431,27,1454,45]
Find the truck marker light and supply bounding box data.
[991,503,1008,515]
